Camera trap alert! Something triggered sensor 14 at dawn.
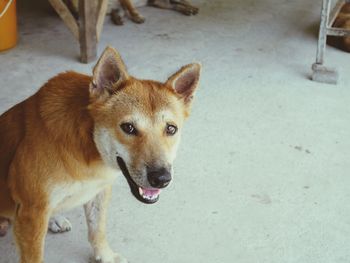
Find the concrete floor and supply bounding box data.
[1,0,350,262]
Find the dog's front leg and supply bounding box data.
[119,0,145,24]
[13,204,49,263]
[84,186,127,263]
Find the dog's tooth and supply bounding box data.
[138,187,144,196]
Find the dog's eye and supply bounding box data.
[120,123,137,135]
[166,124,177,136]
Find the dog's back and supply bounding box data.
[0,72,96,218]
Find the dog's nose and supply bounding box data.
[147,167,172,188]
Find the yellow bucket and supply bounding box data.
[0,0,17,52]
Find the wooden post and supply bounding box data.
[49,0,108,63]
[328,0,345,27]
[48,0,79,40]
[79,0,98,63]
[97,0,109,40]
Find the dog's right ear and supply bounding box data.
[90,46,129,99]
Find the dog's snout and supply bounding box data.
[147,167,172,188]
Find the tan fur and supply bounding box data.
[0,46,200,263]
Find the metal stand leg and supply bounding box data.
[312,0,339,84]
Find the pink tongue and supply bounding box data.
[142,188,160,196]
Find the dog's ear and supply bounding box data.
[90,46,129,99]
[166,63,201,106]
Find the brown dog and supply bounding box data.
[0,46,201,263]
[68,0,198,25]
[111,0,199,25]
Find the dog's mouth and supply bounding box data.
[116,156,160,204]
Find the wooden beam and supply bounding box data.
[328,0,345,27]
[327,27,350,36]
[48,0,79,40]
[79,0,98,63]
[97,0,109,41]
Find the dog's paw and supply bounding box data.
[181,5,199,15]
[95,254,127,263]
[94,247,128,263]
[0,218,10,237]
[190,6,199,15]
[48,215,72,233]
[113,254,128,263]
[111,9,124,26]
[130,14,145,24]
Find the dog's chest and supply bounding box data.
[50,166,119,213]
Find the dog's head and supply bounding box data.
[89,47,201,204]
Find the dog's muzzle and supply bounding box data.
[117,156,171,204]
[147,167,172,188]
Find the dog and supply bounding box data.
[67,0,198,25]
[0,46,201,263]
[328,3,350,52]
[111,0,199,25]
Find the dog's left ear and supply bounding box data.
[166,63,201,106]
[90,46,129,99]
